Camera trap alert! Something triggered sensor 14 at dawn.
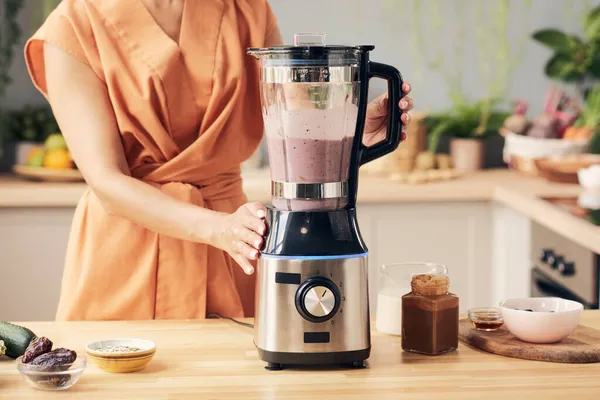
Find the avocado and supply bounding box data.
[0,321,36,359]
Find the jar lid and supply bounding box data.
[411,274,449,296]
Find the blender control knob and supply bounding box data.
[295,277,341,323]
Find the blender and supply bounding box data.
[248,33,404,370]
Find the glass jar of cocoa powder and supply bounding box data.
[401,273,459,355]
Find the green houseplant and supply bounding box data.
[0,0,63,169]
[531,5,600,154]
[531,5,600,96]
[0,0,25,158]
[426,99,510,170]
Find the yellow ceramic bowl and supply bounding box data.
[86,353,154,373]
[85,339,156,373]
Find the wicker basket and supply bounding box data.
[362,112,428,175]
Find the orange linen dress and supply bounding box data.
[24,0,276,320]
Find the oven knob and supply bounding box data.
[295,277,341,323]
[558,262,575,276]
[540,249,554,263]
[548,254,564,269]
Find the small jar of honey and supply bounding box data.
[468,307,504,331]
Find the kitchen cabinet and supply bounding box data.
[1,202,496,320]
[0,208,74,321]
[490,204,532,306]
[357,202,492,313]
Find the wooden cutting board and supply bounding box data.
[458,318,600,363]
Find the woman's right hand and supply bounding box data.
[212,202,267,275]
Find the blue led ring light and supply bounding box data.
[259,252,368,261]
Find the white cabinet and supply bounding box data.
[491,204,532,305]
[0,208,74,321]
[357,202,492,313]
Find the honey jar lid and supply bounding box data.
[411,274,449,296]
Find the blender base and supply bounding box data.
[257,347,370,370]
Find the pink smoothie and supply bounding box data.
[267,137,353,211]
[263,104,358,211]
[267,137,353,183]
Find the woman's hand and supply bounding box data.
[363,82,413,147]
[212,202,267,275]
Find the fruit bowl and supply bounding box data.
[12,165,84,182]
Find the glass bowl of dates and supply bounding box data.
[16,350,86,391]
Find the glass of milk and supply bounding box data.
[375,262,448,336]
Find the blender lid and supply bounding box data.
[248,33,374,65]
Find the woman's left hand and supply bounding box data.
[363,82,413,146]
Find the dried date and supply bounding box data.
[30,348,77,370]
[22,336,53,364]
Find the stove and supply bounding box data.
[531,215,600,309]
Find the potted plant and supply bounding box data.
[531,5,600,98]
[0,0,25,164]
[426,99,510,171]
[403,1,532,171]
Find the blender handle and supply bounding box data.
[360,62,405,165]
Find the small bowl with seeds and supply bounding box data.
[85,339,156,373]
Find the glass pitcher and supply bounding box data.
[248,33,404,212]
[376,262,447,335]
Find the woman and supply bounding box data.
[25,0,413,321]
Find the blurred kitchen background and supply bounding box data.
[2,0,600,321]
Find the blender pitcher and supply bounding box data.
[376,263,447,335]
[248,33,404,212]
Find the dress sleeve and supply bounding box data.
[24,0,101,98]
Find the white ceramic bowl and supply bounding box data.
[503,132,588,163]
[578,164,600,190]
[499,297,583,343]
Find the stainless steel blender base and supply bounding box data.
[254,254,371,368]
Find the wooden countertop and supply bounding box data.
[0,169,582,207]
[2,169,600,253]
[1,312,600,399]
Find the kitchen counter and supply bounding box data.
[1,312,600,399]
[2,169,599,254]
[0,169,582,207]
